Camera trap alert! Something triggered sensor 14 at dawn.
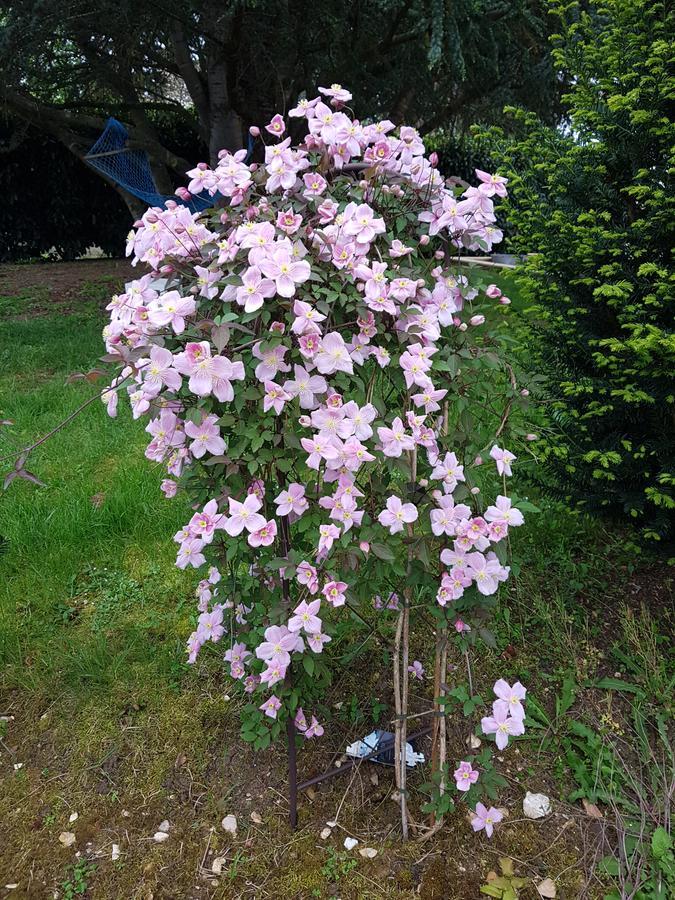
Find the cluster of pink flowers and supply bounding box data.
[102,86,527,780]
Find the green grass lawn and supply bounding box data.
[0,270,672,899]
[0,308,194,696]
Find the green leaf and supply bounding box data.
[594,678,646,698]
[371,542,395,561]
[652,826,672,859]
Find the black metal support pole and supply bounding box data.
[287,711,298,829]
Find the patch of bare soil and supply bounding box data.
[0,259,136,318]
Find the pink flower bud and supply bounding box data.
[133,219,143,228]
[471,486,480,495]
[359,180,368,190]
[145,213,159,224]
[165,200,177,210]
[485,284,502,299]
[521,388,530,397]
[249,125,260,137]
[270,321,285,334]
[453,316,462,327]
[197,162,208,171]
[249,163,258,172]
[431,489,443,501]
[419,478,428,488]
[359,541,370,554]
[470,315,485,326]
[245,206,258,220]
[419,234,430,246]
[434,250,445,260]
[474,456,483,466]
[499,296,511,306]
[219,212,229,225]
[526,433,538,441]
[429,152,439,167]
[159,265,174,275]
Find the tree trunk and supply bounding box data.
[207,56,242,163]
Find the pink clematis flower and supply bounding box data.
[343,202,386,245]
[184,414,225,458]
[322,580,347,607]
[378,496,418,534]
[252,342,291,381]
[284,365,327,410]
[197,606,225,643]
[225,494,266,536]
[176,538,206,570]
[314,332,354,375]
[259,245,311,297]
[265,114,285,136]
[141,345,182,395]
[235,266,277,312]
[248,519,278,548]
[302,172,327,198]
[318,523,340,553]
[256,625,299,667]
[454,761,479,792]
[288,599,322,634]
[378,417,414,457]
[307,632,331,653]
[471,802,503,837]
[263,381,291,415]
[296,561,319,594]
[147,290,197,334]
[490,444,516,477]
[430,452,465,489]
[194,266,222,299]
[276,208,303,234]
[492,679,527,720]
[291,299,326,335]
[466,551,510,596]
[260,695,282,719]
[304,716,324,738]
[173,341,245,401]
[475,169,508,198]
[189,499,226,543]
[481,700,525,750]
[484,495,524,527]
[408,660,425,680]
[274,483,308,517]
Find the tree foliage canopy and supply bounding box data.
[0,0,558,201]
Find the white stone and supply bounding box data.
[153,831,170,843]
[523,791,552,819]
[320,827,332,840]
[158,819,170,833]
[359,847,378,859]
[211,856,227,875]
[111,844,121,861]
[58,832,76,848]
[343,837,358,850]
[221,814,237,835]
[69,812,78,823]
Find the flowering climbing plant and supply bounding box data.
[101,84,534,836]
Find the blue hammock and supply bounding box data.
[85,117,251,213]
